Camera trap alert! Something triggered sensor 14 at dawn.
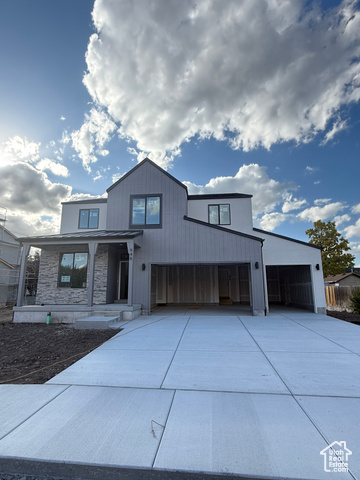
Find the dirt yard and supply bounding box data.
[0,307,119,385]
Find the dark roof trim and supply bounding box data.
[188,193,252,200]
[0,225,19,242]
[107,158,188,193]
[0,258,14,269]
[62,198,107,205]
[253,227,322,250]
[184,216,264,243]
[18,230,143,243]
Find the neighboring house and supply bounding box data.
[324,272,360,287]
[15,158,326,321]
[0,226,21,305]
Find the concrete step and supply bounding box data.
[75,316,122,330]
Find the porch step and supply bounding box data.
[75,316,122,330]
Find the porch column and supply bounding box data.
[127,241,134,306]
[87,241,98,307]
[16,243,31,307]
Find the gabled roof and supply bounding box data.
[185,216,264,243]
[324,272,360,283]
[253,227,322,250]
[107,157,188,193]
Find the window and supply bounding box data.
[59,253,88,288]
[130,195,161,227]
[79,209,99,229]
[208,204,230,225]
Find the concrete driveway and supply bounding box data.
[0,309,359,479]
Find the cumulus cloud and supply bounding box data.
[257,212,289,231]
[334,214,351,226]
[352,203,360,214]
[71,107,116,171]
[0,163,72,236]
[2,136,40,165]
[36,158,69,177]
[343,219,360,238]
[282,195,307,213]
[83,0,360,167]
[297,202,346,222]
[184,163,296,216]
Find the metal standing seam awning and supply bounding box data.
[16,230,143,307]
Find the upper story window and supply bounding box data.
[130,195,162,228]
[58,252,88,288]
[79,209,99,229]
[208,204,230,225]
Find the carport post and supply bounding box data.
[16,242,31,306]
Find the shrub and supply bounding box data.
[349,287,360,315]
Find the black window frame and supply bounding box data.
[58,252,88,288]
[129,194,162,228]
[78,208,99,229]
[208,204,231,225]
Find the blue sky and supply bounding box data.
[0,0,359,265]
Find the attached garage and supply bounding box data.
[266,265,314,311]
[151,263,252,312]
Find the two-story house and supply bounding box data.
[0,225,21,305]
[14,158,326,322]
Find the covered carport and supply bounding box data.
[150,263,252,313]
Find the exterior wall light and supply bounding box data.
[142,263,146,271]
[255,262,259,269]
[316,264,320,270]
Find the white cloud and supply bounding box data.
[352,203,360,214]
[71,107,116,171]
[1,136,40,165]
[343,219,360,238]
[321,118,348,145]
[257,212,288,231]
[36,158,69,177]
[60,116,66,121]
[305,166,317,174]
[282,195,307,213]
[0,163,72,236]
[184,163,296,216]
[297,202,346,222]
[334,214,351,226]
[314,198,332,206]
[83,0,360,167]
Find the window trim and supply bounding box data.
[129,194,162,229]
[208,204,231,225]
[78,208,99,229]
[58,252,88,288]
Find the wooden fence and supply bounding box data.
[325,285,359,312]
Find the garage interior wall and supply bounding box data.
[266,265,314,311]
[151,264,251,308]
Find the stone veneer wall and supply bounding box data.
[93,245,108,304]
[36,244,108,305]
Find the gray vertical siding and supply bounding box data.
[106,160,266,314]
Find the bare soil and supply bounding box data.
[327,310,360,324]
[0,308,119,385]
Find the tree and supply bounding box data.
[306,220,355,277]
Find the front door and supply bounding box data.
[118,261,129,301]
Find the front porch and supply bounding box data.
[14,230,144,323]
[13,303,142,324]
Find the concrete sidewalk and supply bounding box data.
[0,310,359,479]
